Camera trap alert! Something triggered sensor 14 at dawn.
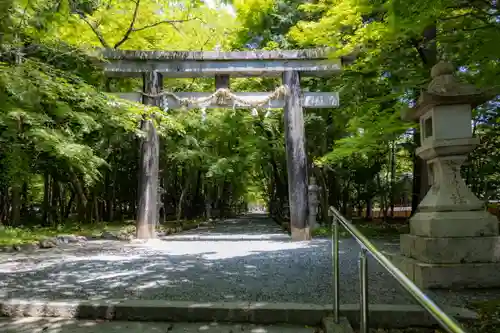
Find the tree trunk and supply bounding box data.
[158,171,165,224]
[43,172,52,226]
[341,184,349,216]
[411,24,436,214]
[59,183,67,222]
[203,179,212,221]
[365,198,372,220]
[10,184,21,225]
[0,189,7,224]
[65,191,75,219]
[390,140,396,217]
[51,180,61,225]
[176,175,190,221]
[21,182,28,218]
[92,193,99,222]
[69,168,88,222]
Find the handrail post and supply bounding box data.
[359,248,369,333]
[329,206,467,333]
[331,215,340,323]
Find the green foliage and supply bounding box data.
[311,222,409,239]
[0,0,499,237]
[50,0,236,50]
[230,0,308,49]
[0,57,147,183]
[470,299,500,333]
[288,0,500,156]
[0,221,122,245]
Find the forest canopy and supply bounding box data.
[0,0,499,235]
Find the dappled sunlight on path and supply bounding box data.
[1,215,499,308]
[0,217,332,303]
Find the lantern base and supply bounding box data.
[386,252,500,289]
[390,209,500,289]
[409,210,498,237]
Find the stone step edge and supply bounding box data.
[0,299,477,329]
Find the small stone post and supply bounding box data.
[205,201,212,221]
[308,176,320,231]
[392,62,500,289]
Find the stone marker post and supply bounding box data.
[392,62,500,289]
[308,176,320,231]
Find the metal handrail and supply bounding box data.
[328,206,467,333]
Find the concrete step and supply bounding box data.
[0,299,477,329]
[0,318,319,333]
[322,317,354,333]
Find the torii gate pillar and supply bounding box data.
[136,71,161,239]
[283,71,310,241]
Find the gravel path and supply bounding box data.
[0,214,499,308]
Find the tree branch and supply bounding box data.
[113,0,141,49]
[77,11,110,48]
[442,13,473,20]
[131,18,196,33]
[184,30,216,90]
[410,38,430,67]
[467,0,496,10]
[462,24,500,31]
[16,0,32,32]
[77,0,202,50]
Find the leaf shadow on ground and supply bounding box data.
[0,238,429,312]
[1,216,500,322]
[0,239,336,302]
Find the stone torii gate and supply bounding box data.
[100,48,341,241]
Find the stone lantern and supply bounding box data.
[308,176,321,231]
[391,62,500,289]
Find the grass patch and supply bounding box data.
[0,218,203,246]
[312,223,409,240]
[0,220,134,246]
[468,299,500,332]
